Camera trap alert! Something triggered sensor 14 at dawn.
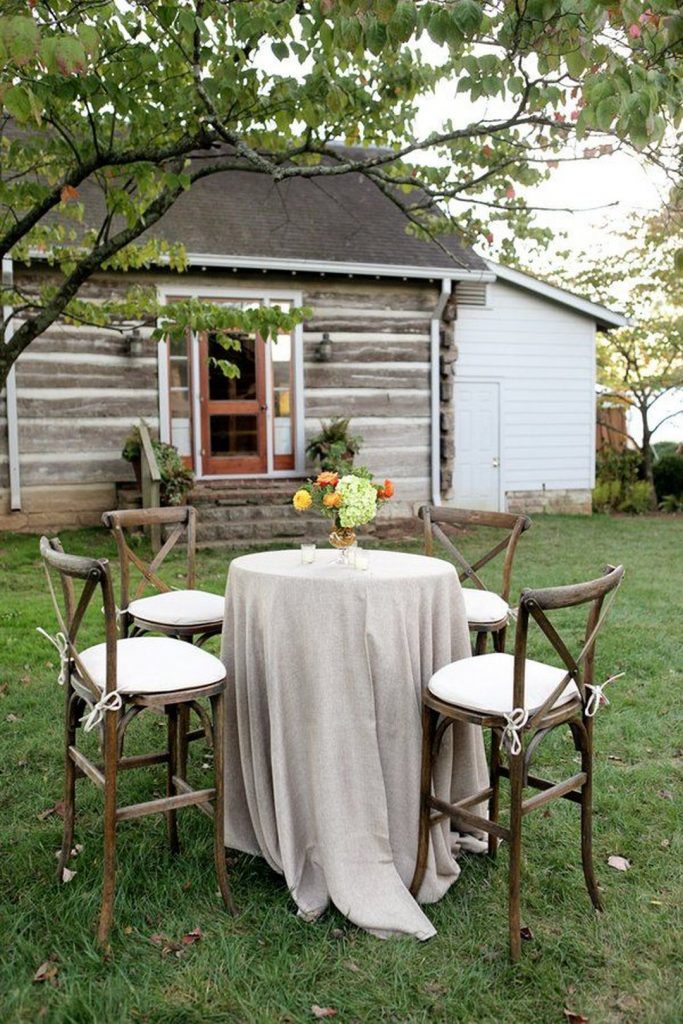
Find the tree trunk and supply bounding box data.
[639,405,658,510]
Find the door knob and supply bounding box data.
[492,457,500,468]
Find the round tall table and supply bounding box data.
[220,548,488,939]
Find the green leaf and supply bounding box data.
[565,48,586,78]
[271,41,288,60]
[595,95,619,131]
[674,249,683,275]
[0,15,41,67]
[3,84,32,122]
[387,0,417,45]
[451,0,483,38]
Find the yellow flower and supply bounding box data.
[323,491,342,509]
[293,489,312,511]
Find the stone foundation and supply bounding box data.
[0,483,117,533]
[505,488,592,515]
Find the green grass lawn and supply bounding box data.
[0,516,681,1024]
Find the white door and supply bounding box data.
[453,380,500,510]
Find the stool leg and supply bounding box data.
[97,710,119,946]
[57,686,79,881]
[575,718,603,911]
[508,749,524,962]
[410,704,437,898]
[474,631,488,656]
[210,691,237,915]
[166,705,180,855]
[493,627,506,653]
[488,728,501,859]
[177,704,190,780]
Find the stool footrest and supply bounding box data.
[116,787,215,822]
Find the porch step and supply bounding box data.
[192,479,417,547]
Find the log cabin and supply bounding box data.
[0,160,626,541]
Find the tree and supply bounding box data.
[1,0,682,392]
[551,204,683,497]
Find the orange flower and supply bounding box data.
[378,479,394,500]
[323,491,342,509]
[316,471,339,487]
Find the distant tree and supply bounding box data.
[551,204,683,499]
[1,0,682,391]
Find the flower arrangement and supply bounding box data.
[292,469,394,550]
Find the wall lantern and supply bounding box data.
[314,331,333,363]
[125,327,143,358]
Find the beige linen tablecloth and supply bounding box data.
[220,548,488,939]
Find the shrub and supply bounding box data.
[653,454,683,503]
[659,493,683,513]
[121,426,194,506]
[592,479,622,513]
[619,481,655,514]
[596,448,642,488]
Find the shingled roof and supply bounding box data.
[145,156,488,276]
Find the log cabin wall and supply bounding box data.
[0,266,439,534]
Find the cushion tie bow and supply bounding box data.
[502,707,529,756]
[36,627,69,686]
[585,672,624,717]
[81,690,124,733]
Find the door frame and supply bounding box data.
[452,376,505,512]
[198,329,268,475]
[157,284,306,479]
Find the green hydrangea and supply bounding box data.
[336,473,378,528]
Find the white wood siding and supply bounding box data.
[455,280,596,497]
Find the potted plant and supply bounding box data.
[121,426,194,506]
[305,418,363,473]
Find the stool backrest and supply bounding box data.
[101,506,197,613]
[514,564,625,726]
[39,536,117,700]
[419,505,532,602]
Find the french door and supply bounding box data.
[198,331,268,475]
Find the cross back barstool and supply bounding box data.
[419,505,532,654]
[102,505,226,779]
[39,536,237,946]
[410,563,624,960]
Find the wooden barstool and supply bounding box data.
[410,564,624,960]
[102,506,225,783]
[39,536,237,946]
[419,505,532,654]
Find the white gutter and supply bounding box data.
[2,256,21,510]
[486,261,628,329]
[430,278,452,508]
[185,251,497,283]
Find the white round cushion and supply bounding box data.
[462,588,509,626]
[78,637,226,694]
[128,589,225,628]
[428,652,579,715]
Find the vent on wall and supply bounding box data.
[456,281,488,307]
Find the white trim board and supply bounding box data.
[486,262,627,329]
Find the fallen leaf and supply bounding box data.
[6,713,19,722]
[660,839,670,849]
[658,790,673,801]
[182,880,193,891]
[311,1008,338,1020]
[149,933,183,956]
[607,754,624,762]
[0,684,8,696]
[520,925,534,941]
[563,1011,589,1024]
[650,899,663,906]
[344,960,360,974]
[60,184,79,202]
[124,926,133,935]
[33,957,59,987]
[330,928,345,940]
[181,927,202,946]
[608,855,630,872]
[424,981,446,996]
[61,867,76,883]
[38,801,65,821]
[615,995,639,1013]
